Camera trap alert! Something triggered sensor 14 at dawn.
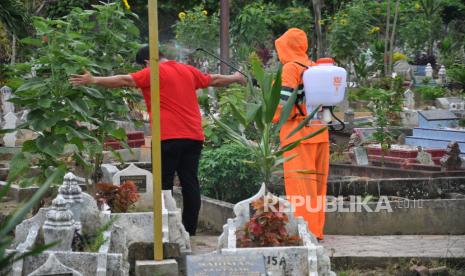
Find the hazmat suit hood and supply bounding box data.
[275,28,310,65]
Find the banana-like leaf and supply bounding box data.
[251,58,265,92]
[228,100,247,127]
[245,103,261,126]
[275,87,299,132]
[286,169,323,175]
[285,104,322,139]
[265,66,283,123]
[273,154,297,167]
[213,117,251,148]
[276,127,328,156]
[254,105,265,132]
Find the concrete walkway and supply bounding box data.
[192,234,465,260]
[322,235,465,259]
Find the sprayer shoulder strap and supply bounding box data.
[291,61,308,117]
[293,61,308,69]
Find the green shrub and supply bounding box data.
[448,64,465,91]
[199,143,261,203]
[415,86,446,100]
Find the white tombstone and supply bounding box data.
[438,65,446,84]
[112,163,153,209]
[0,86,14,114]
[218,184,335,276]
[403,89,415,110]
[425,63,433,78]
[3,112,17,147]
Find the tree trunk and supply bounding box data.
[388,0,400,76]
[384,0,391,76]
[312,0,325,58]
[10,35,16,65]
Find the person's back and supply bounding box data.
[69,45,246,236]
[131,60,211,141]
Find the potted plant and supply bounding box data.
[215,57,334,275]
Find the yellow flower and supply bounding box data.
[340,19,348,25]
[393,52,407,63]
[178,12,186,21]
[318,19,325,26]
[415,2,421,11]
[369,26,380,34]
[122,0,130,10]
[202,10,208,16]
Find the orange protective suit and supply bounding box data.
[274,28,330,239]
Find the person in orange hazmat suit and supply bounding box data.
[273,28,329,240]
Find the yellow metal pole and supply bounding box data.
[148,0,163,261]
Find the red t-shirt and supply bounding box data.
[130,61,211,141]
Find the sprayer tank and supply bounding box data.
[302,58,347,110]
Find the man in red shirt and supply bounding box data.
[70,46,246,235]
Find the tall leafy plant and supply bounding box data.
[215,57,325,188]
[3,3,142,186]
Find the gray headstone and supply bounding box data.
[393,59,413,81]
[186,253,266,276]
[353,147,369,166]
[403,89,415,110]
[113,163,153,209]
[3,112,17,147]
[416,147,434,165]
[100,164,120,183]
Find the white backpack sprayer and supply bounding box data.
[195,49,347,131]
[302,57,347,130]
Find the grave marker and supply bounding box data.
[3,112,17,147]
[186,253,266,276]
[0,86,14,114]
[353,147,369,166]
[425,63,433,78]
[416,147,434,165]
[112,163,153,208]
[403,89,415,110]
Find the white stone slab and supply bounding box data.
[3,112,17,147]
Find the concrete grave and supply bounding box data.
[113,190,191,254]
[28,253,83,276]
[217,184,335,276]
[417,110,458,129]
[9,172,129,276]
[435,97,464,110]
[393,60,413,81]
[112,163,153,209]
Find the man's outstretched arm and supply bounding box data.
[69,70,136,88]
[209,72,247,87]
